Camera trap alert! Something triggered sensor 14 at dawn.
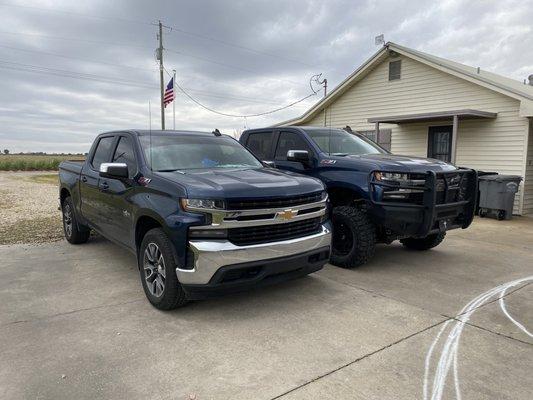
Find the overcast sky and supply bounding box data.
[0,0,531,153]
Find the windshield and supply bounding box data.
[139,134,262,171]
[306,129,386,156]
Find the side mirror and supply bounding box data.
[99,162,128,179]
[262,160,275,168]
[287,150,310,166]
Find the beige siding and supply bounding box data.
[523,119,533,214]
[303,55,528,213]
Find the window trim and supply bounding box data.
[90,135,117,171]
[273,130,315,161]
[111,135,139,178]
[427,125,453,162]
[388,59,401,81]
[245,130,275,161]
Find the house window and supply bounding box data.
[389,60,401,81]
[359,129,392,151]
[428,126,453,162]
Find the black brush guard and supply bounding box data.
[368,169,478,238]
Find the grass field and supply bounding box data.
[0,154,85,171]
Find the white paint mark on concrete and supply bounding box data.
[423,276,533,400]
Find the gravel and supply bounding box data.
[0,171,63,244]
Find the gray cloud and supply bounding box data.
[0,0,531,153]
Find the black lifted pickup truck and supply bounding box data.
[59,130,331,309]
[240,126,477,268]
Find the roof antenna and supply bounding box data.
[375,34,385,46]
[212,128,221,136]
[149,100,153,171]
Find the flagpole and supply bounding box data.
[172,69,176,130]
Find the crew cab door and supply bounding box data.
[80,135,116,231]
[100,135,138,247]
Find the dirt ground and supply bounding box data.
[0,171,62,245]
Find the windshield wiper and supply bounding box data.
[156,169,184,173]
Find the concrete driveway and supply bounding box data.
[0,217,531,399]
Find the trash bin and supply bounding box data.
[478,175,522,220]
[475,171,499,215]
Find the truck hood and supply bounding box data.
[333,153,458,173]
[156,167,324,199]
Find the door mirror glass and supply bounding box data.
[99,162,129,179]
[287,150,310,165]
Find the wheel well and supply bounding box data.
[135,216,162,250]
[60,188,70,205]
[327,187,363,207]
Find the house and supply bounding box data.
[277,42,533,215]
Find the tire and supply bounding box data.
[62,196,90,244]
[139,228,188,310]
[330,206,376,268]
[400,232,446,250]
[479,209,486,218]
[497,210,506,220]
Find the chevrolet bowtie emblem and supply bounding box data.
[277,209,298,221]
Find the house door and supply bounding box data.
[428,126,453,162]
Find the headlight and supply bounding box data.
[374,172,409,183]
[180,198,226,211]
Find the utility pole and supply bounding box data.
[157,20,165,130]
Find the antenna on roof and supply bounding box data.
[212,128,222,136]
[375,34,385,46]
[148,100,153,171]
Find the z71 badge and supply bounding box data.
[320,159,337,165]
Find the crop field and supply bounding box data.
[0,154,85,171]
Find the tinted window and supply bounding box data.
[112,136,137,177]
[306,129,386,156]
[139,134,262,171]
[246,132,272,160]
[91,136,114,170]
[274,132,311,160]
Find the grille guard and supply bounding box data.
[369,168,478,236]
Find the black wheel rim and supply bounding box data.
[332,220,354,256]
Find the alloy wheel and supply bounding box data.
[143,243,166,297]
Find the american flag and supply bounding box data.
[163,77,174,107]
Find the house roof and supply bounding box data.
[276,42,533,126]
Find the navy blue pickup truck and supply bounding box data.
[59,130,331,309]
[240,126,477,268]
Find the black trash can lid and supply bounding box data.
[478,174,522,182]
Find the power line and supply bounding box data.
[0,60,304,106]
[0,2,150,26]
[0,44,156,72]
[165,24,317,69]
[165,47,304,87]
[173,78,317,118]
[0,2,317,68]
[0,31,307,88]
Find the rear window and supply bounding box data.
[246,132,273,160]
[91,136,114,170]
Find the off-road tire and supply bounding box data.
[400,232,446,250]
[139,228,188,310]
[62,196,90,244]
[330,206,376,268]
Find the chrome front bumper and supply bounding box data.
[176,223,332,285]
